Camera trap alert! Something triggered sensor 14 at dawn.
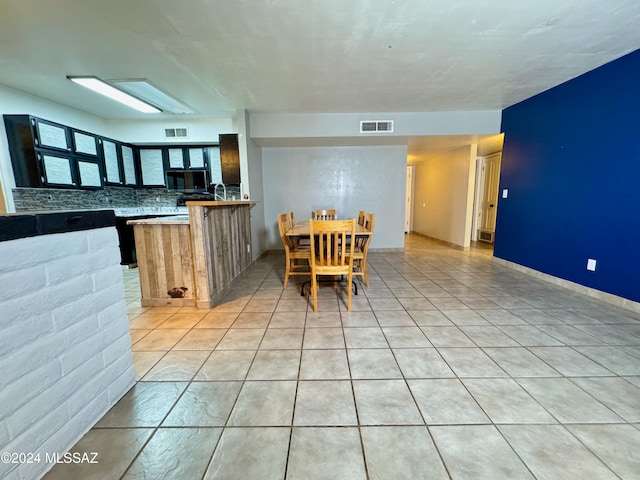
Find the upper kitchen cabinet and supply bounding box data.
[138,147,166,187]
[3,114,79,188]
[219,134,240,184]
[34,119,71,152]
[165,146,208,170]
[101,139,139,186]
[71,129,99,157]
[121,145,138,186]
[102,139,122,185]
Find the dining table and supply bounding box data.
[285,221,372,237]
[285,220,373,296]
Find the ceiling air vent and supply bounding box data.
[164,127,189,139]
[360,120,394,133]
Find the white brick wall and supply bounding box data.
[0,226,135,480]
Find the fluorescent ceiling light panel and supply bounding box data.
[67,76,161,113]
[112,79,196,114]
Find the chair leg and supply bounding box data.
[346,271,353,311]
[311,274,318,312]
[283,258,290,288]
[363,259,369,287]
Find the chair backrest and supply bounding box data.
[277,213,295,251]
[309,218,355,269]
[355,213,376,250]
[357,210,366,226]
[312,209,337,220]
[286,211,295,230]
[364,213,375,234]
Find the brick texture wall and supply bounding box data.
[12,186,180,212]
[0,226,134,480]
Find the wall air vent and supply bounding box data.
[478,229,495,243]
[360,120,394,133]
[164,127,189,138]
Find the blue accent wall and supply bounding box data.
[495,49,640,303]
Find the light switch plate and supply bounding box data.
[587,259,597,271]
[502,189,509,198]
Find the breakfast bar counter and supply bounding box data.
[128,201,256,308]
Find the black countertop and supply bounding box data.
[0,210,116,242]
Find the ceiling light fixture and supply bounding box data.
[67,76,161,113]
[112,79,196,114]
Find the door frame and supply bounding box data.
[405,165,414,233]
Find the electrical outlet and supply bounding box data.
[587,259,597,271]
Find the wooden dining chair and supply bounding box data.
[352,213,375,287]
[277,212,311,287]
[312,209,337,220]
[308,218,356,312]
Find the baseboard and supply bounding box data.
[411,232,469,251]
[493,257,640,314]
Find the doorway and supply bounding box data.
[472,152,501,244]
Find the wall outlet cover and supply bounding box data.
[587,259,597,271]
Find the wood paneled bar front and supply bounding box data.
[128,200,256,308]
[187,200,255,308]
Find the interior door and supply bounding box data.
[479,152,502,235]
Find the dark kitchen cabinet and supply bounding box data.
[3,115,104,189]
[219,133,240,184]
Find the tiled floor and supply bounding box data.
[45,234,640,479]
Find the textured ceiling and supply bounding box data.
[1,0,639,154]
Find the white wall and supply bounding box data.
[250,111,501,140]
[105,117,233,144]
[262,145,406,250]
[412,144,477,248]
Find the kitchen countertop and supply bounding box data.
[185,200,257,207]
[11,206,189,217]
[127,215,189,225]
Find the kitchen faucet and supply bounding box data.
[212,183,227,201]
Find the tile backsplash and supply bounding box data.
[13,187,180,212]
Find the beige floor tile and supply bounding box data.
[141,350,210,381]
[293,380,357,426]
[128,313,172,329]
[431,425,534,480]
[246,349,301,380]
[131,329,189,351]
[162,382,242,426]
[361,426,448,480]
[157,312,205,329]
[173,328,226,350]
[203,427,289,480]
[299,349,350,380]
[409,379,490,425]
[303,327,345,349]
[95,382,187,427]
[195,350,255,380]
[123,428,221,479]
[499,424,619,480]
[353,379,423,425]
[131,351,165,380]
[287,427,366,480]
[43,428,153,480]
[228,381,296,426]
[195,311,239,328]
